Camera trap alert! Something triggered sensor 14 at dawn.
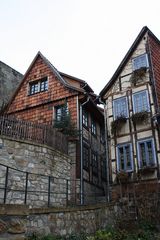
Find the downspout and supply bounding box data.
[80,96,90,205]
[99,97,110,202]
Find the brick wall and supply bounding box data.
[148,34,160,110]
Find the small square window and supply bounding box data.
[137,138,156,169]
[113,97,128,119]
[133,90,150,113]
[132,54,148,70]
[117,143,133,172]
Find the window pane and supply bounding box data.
[91,119,96,135]
[83,110,88,127]
[119,147,125,170]
[30,82,39,95]
[83,146,89,169]
[118,144,132,172]
[133,54,148,70]
[114,97,128,119]
[92,153,98,174]
[55,105,68,121]
[40,78,48,91]
[125,145,131,169]
[133,91,149,113]
[139,142,147,167]
[146,141,154,166]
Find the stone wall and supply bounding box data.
[0,136,71,207]
[0,61,22,110]
[0,204,117,239]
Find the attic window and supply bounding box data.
[29,77,48,95]
[132,54,149,70]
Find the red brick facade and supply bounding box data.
[148,34,160,110]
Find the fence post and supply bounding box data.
[24,172,28,204]
[48,176,51,207]
[4,166,9,204]
[66,179,69,206]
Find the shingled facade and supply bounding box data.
[100,26,160,199]
[6,52,106,203]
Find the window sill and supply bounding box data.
[138,166,156,174]
[116,171,132,182]
[28,89,48,96]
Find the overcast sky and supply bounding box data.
[1,0,160,94]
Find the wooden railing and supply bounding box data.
[0,115,68,154]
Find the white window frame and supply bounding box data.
[137,138,156,169]
[116,143,133,172]
[132,53,149,71]
[113,96,128,120]
[132,90,150,113]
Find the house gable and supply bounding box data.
[99,26,152,99]
[7,53,82,114]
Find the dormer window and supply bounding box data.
[132,54,149,71]
[29,77,48,95]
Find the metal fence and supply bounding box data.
[0,163,81,207]
[0,163,108,207]
[0,115,68,154]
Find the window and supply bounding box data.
[55,104,68,121]
[91,118,96,135]
[30,81,39,95]
[113,97,128,119]
[137,138,156,169]
[92,152,98,175]
[83,145,89,170]
[117,143,133,172]
[132,54,148,70]
[133,90,149,113]
[101,156,107,179]
[83,110,88,127]
[29,77,48,95]
[100,127,105,143]
[40,78,48,92]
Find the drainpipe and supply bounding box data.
[99,97,110,202]
[80,97,90,205]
